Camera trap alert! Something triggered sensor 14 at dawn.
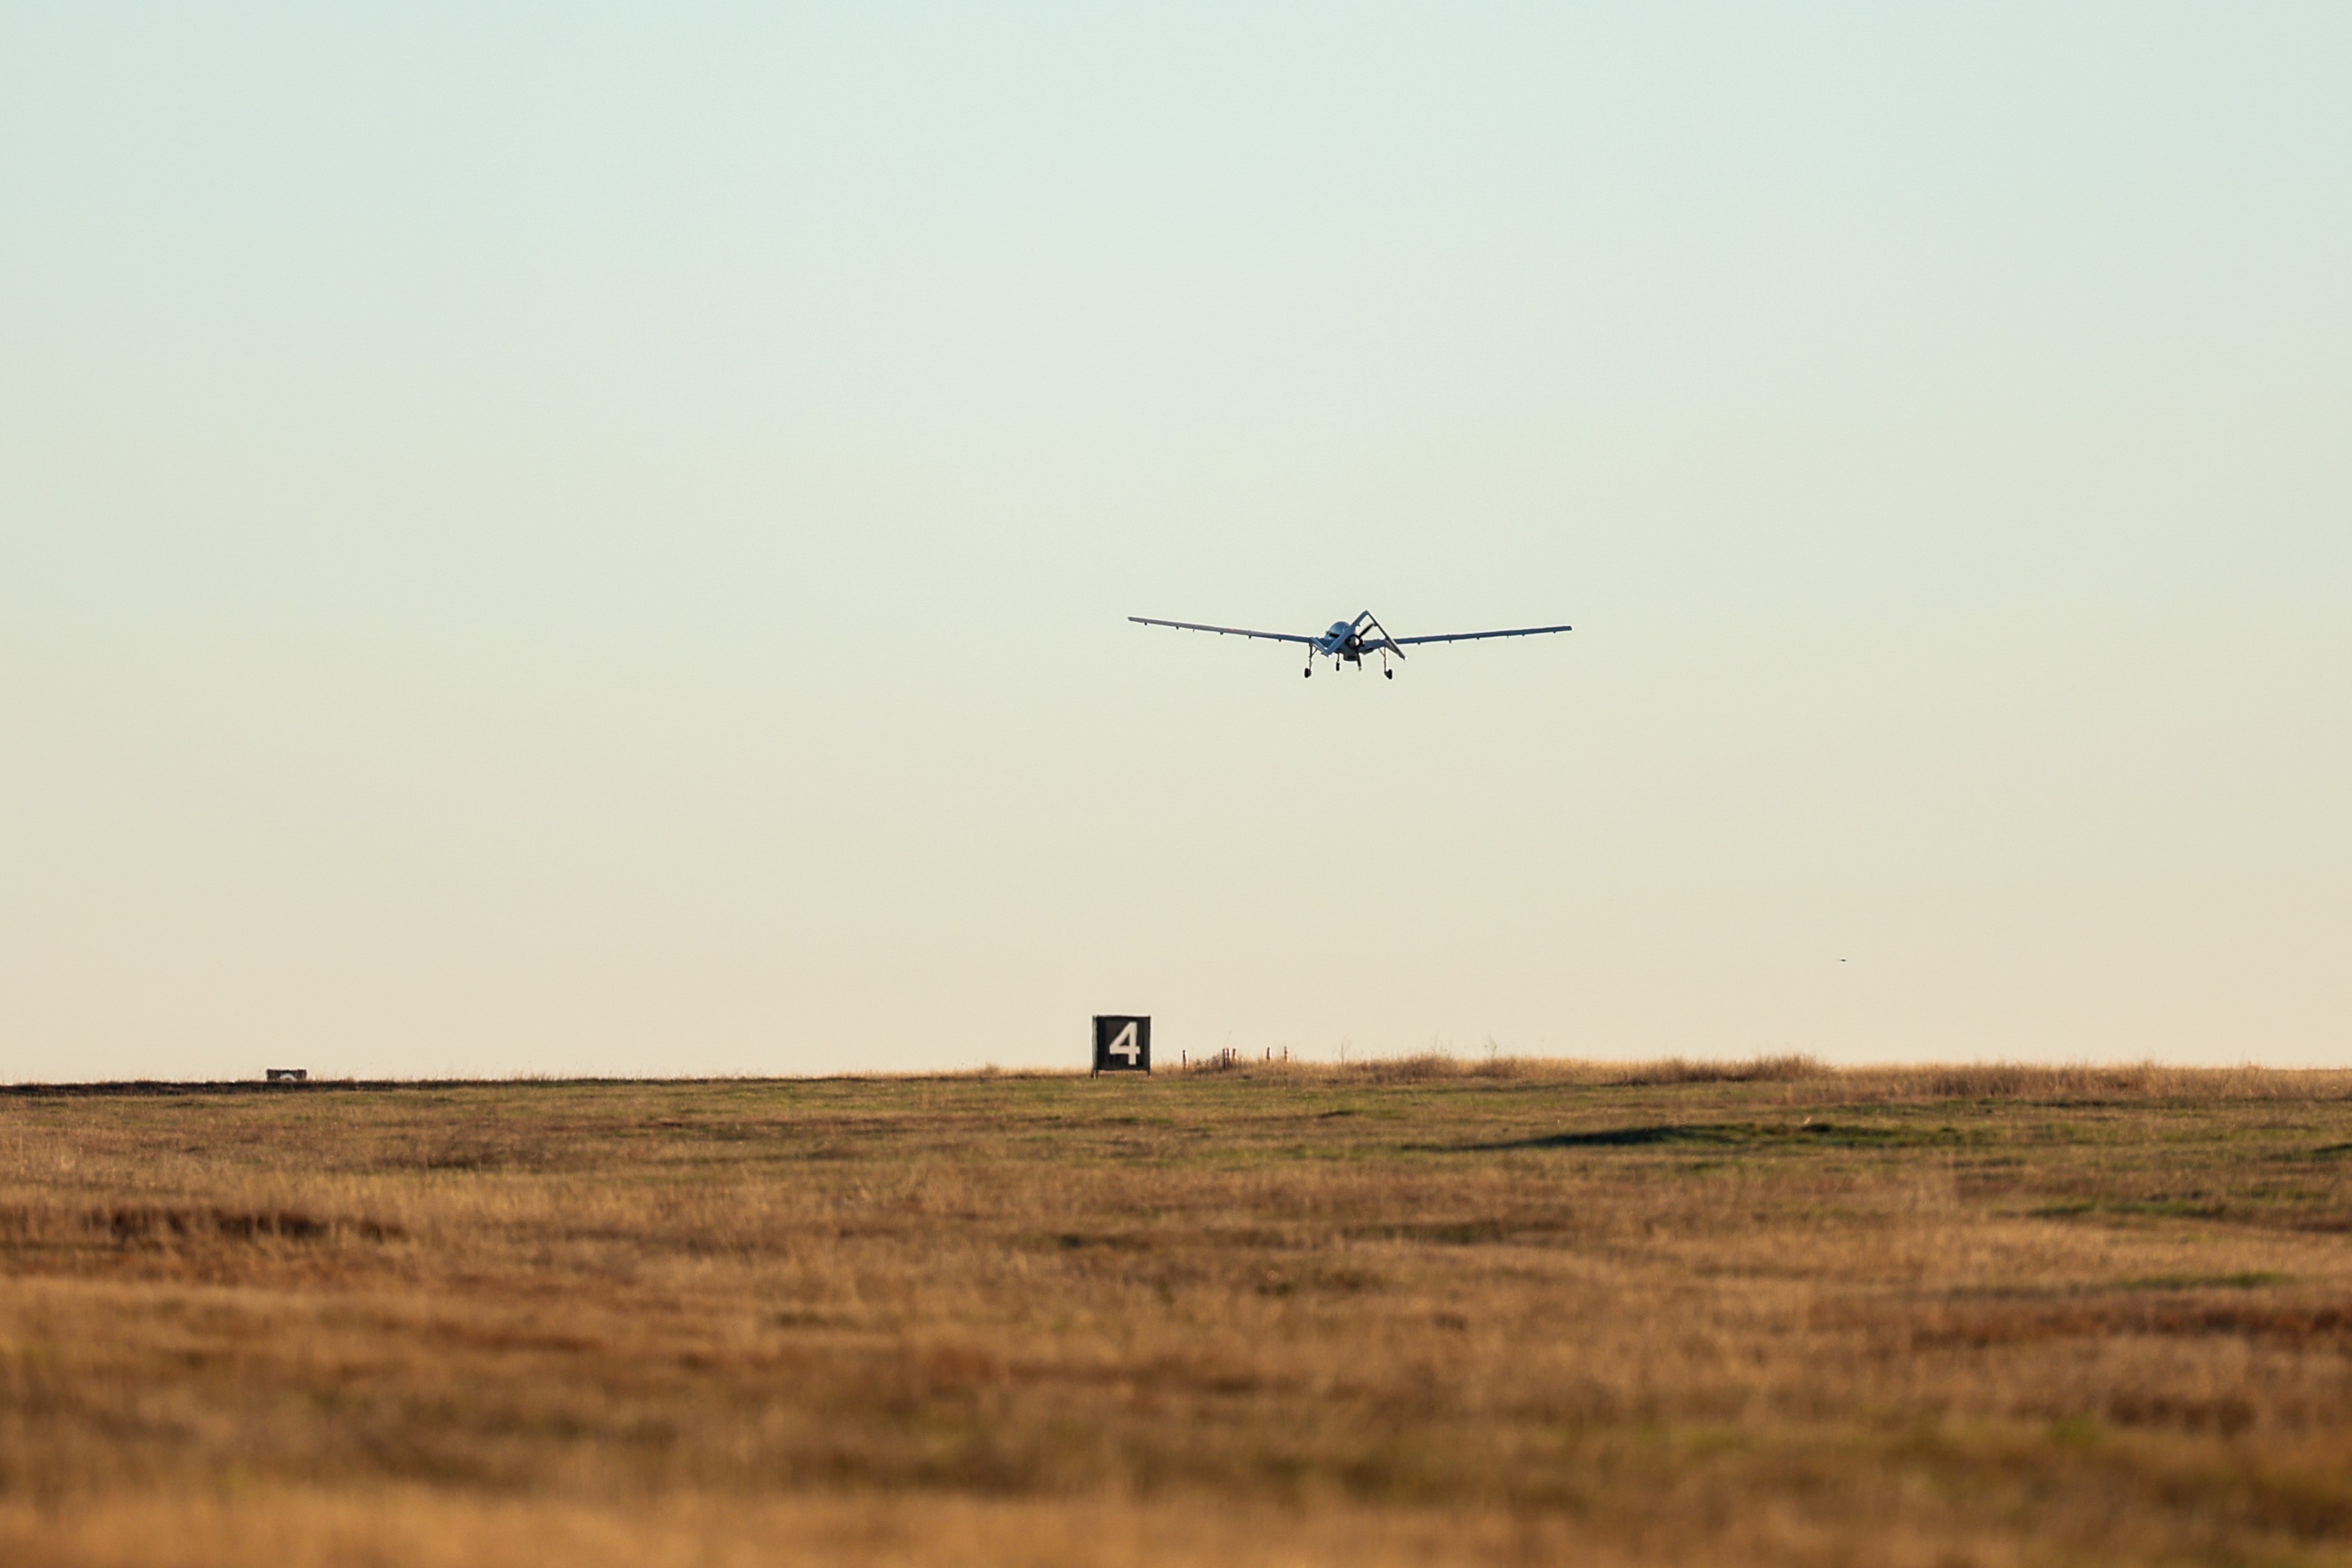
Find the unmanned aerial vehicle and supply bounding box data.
[1131,610,1571,678]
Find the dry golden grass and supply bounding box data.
[3,1059,2351,1566]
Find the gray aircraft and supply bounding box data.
[1131,609,1571,679]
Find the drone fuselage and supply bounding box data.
[1316,619,1368,661]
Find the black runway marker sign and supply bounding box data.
[1092,1016,1151,1074]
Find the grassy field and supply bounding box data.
[3,1058,2351,1567]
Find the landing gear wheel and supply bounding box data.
[1384,668,1393,679]
[1302,666,1312,679]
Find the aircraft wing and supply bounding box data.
[1129,616,1318,645]
[1388,624,1573,645]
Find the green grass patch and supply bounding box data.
[2113,1271,2287,1291]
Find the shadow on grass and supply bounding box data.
[1448,1121,1965,1153]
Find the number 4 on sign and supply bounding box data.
[1092,1015,1150,1074]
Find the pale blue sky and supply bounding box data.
[3,5,2346,1079]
